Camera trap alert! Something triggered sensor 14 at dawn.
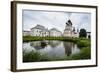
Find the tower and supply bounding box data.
[63,19,73,37]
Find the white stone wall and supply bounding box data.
[23,31,31,36]
[63,31,72,37]
[31,29,41,36]
[50,30,62,37]
[63,25,73,37]
[31,28,49,37]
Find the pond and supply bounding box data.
[23,40,80,60]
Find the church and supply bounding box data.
[63,19,79,38]
[23,19,79,38]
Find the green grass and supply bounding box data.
[23,36,79,43]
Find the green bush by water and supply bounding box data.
[77,39,90,48]
[67,47,91,60]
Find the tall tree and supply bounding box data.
[79,29,87,38]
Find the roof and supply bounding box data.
[31,24,49,32]
[86,32,91,33]
[23,30,30,32]
[31,24,45,30]
[50,28,61,33]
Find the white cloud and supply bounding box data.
[23,10,91,32]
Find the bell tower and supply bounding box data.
[63,19,73,37]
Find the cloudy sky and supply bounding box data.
[22,10,91,33]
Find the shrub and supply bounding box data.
[67,47,91,60]
[79,47,91,59]
[77,39,90,48]
[23,50,53,62]
[23,50,41,62]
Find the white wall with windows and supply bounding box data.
[50,30,62,37]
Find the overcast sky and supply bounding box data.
[22,10,91,33]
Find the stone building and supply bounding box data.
[31,24,49,37]
[49,28,62,37]
[63,19,73,37]
[63,19,79,38]
[23,20,79,38]
[23,31,31,36]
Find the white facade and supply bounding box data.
[63,26,73,37]
[72,32,79,38]
[31,24,49,37]
[23,31,31,36]
[49,28,62,37]
[63,19,79,38]
[23,21,80,38]
[63,20,73,37]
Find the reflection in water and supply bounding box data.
[30,41,47,49]
[63,42,73,56]
[49,41,61,48]
[30,41,42,49]
[41,41,47,48]
[23,40,80,58]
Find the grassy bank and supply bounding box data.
[23,36,90,47]
[66,47,91,60]
[23,36,80,43]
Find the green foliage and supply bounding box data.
[23,36,79,43]
[23,50,41,62]
[79,47,91,59]
[67,47,91,60]
[77,39,90,48]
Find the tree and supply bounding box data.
[79,29,87,38]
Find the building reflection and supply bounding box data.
[30,40,61,50]
[30,41,47,50]
[63,42,74,56]
[49,41,61,48]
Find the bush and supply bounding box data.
[67,47,91,60]
[77,39,90,48]
[79,47,91,59]
[23,50,41,62]
[23,50,53,62]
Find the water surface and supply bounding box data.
[23,40,80,58]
